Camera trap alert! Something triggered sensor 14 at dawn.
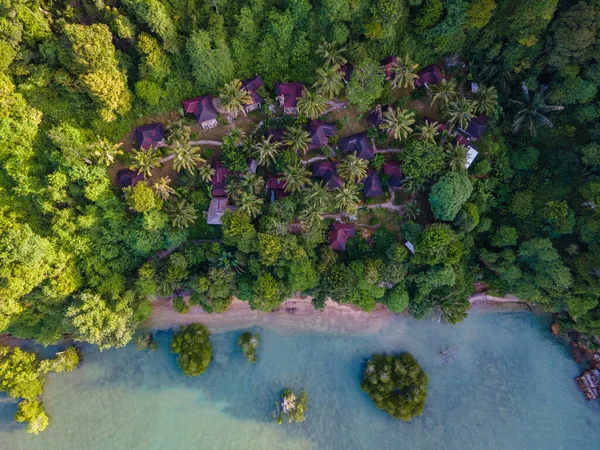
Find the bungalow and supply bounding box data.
[339,63,354,84]
[241,75,263,113]
[380,56,398,81]
[462,115,488,141]
[415,65,444,88]
[266,174,288,200]
[116,169,144,188]
[383,160,403,189]
[338,132,375,160]
[207,197,237,225]
[134,123,165,150]
[265,129,285,143]
[275,82,305,115]
[311,161,343,190]
[308,120,337,150]
[329,223,356,251]
[368,105,390,128]
[211,160,230,197]
[363,170,383,198]
[182,95,218,129]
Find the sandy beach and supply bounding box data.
[144,294,525,334]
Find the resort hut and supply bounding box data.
[116,169,144,188]
[274,82,305,115]
[368,105,391,128]
[383,160,403,189]
[339,63,354,84]
[308,120,337,150]
[266,175,288,200]
[463,115,488,141]
[210,160,230,197]
[207,197,237,225]
[329,223,356,251]
[241,75,264,113]
[338,132,375,160]
[363,170,383,198]
[182,95,219,129]
[311,161,343,190]
[415,65,444,88]
[134,123,165,150]
[380,56,398,81]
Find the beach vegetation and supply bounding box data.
[170,323,213,376]
[237,332,260,363]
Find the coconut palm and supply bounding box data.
[283,126,311,155]
[415,121,441,143]
[299,206,324,226]
[297,90,329,119]
[445,142,468,172]
[238,192,264,218]
[304,181,331,211]
[337,153,369,182]
[472,85,498,115]
[91,138,123,166]
[283,162,311,193]
[402,177,425,195]
[153,177,176,200]
[219,79,253,118]
[317,41,347,68]
[403,200,421,221]
[224,127,245,146]
[172,142,205,174]
[168,200,197,229]
[391,55,419,89]
[165,119,191,145]
[197,164,215,183]
[430,78,458,107]
[225,177,243,202]
[445,98,476,130]
[253,135,281,166]
[381,107,416,141]
[218,251,244,273]
[313,64,345,99]
[510,86,564,137]
[132,147,161,177]
[335,182,361,214]
[240,172,264,196]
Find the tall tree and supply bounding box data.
[317,41,347,68]
[335,182,361,214]
[391,55,420,89]
[297,90,329,119]
[172,143,205,174]
[445,98,476,130]
[153,176,176,200]
[510,88,564,136]
[338,153,369,182]
[283,126,311,155]
[430,79,458,107]
[445,143,468,172]
[415,122,441,144]
[169,200,197,228]
[219,79,253,118]
[314,65,345,100]
[380,108,415,141]
[283,162,311,193]
[253,136,281,166]
[472,85,498,115]
[132,147,161,177]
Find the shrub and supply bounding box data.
[237,332,260,363]
[273,389,309,424]
[170,323,213,376]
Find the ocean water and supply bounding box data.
[1,310,599,450]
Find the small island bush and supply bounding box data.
[273,389,309,424]
[170,323,213,376]
[361,353,428,421]
[237,332,260,363]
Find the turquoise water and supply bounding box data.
[1,310,599,450]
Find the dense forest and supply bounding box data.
[1,0,600,355]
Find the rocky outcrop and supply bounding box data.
[550,322,560,335]
[576,368,600,401]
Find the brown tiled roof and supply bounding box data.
[329,223,356,250]
[274,82,305,108]
[134,123,164,150]
[182,95,218,123]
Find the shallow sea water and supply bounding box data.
[1,310,599,450]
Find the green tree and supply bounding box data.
[472,85,498,115]
[297,90,329,119]
[253,136,281,166]
[132,147,161,177]
[0,347,42,400]
[446,98,476,130]
[314,64,345,99]
[237,332,260,363]
[126,183,161,213]
[238,193,264,218]
[491,226,518,247]
[219,79,253,118]
[170,323,213,376]
[338,153,369,182]
[384,286,410,312]
[283,126,311,155]
[222,210,256,253]
[380,108,415,141]
[403,200,421,221]
[168,200,197,229]
[347,58,385,112]
[429,173,473,221]
[445,142,469,172]
[304,181,331,212]
[415,121,441,144]
[251,272,282,311]
[15,400,49,435]
[335,182,361,214]
[317,41,347,68]
[283,162,311,193]
[391,55,420,89]
[172,143,205,174]
[430,79,458,107]
[402,141,445,181]
[466,0,497,29]
[165,119,191,145]
[186,28,233,92]
[510,89,564,137]
[274,389,309,424]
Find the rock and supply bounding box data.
[550,322,560,335]
[576,369,600,401]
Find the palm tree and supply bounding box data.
[403,200,421,221]
[445,142,468,172]
[219,79,253,118]
[510,86,564,137]
[165,119,191,145]
[314,64,345,99]
[337,153,369,182]
[238,192,264,218]
[172,142,205,174]
[472,85,498,115]
[91,138,123,166]
[253,135,281,166]
[169,200,197,229]
[132,147,161,177]
[299,206,324,226]
[283,162,311,193]
[380,107,415,141]
[446,98,476,130]
[317,41,347,68]
[224,127,245,146]
[335,182,360,214]
[304,181,331,212]
[391,55,419,89]
[218,251,243,273]
[430,78,458,107]
[240,172,264,196]
[402,178,425,195]
[415,121,441,143]
[225,177,243,202]
[197,164,215,183]
[283,126,311,155]
[297,90,329,119]
[153,176,176,200]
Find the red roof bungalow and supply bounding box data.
[338,132,375,160]
[415,65,444,87]
[275,82,305,115]
[182,95,218,129]
[339,63,353,83]
[116,169,144,188]
[308,120,337,150]
[368,105,391,128]
[464,115,488,140]
[134,123,165,150]
[241,75,263,113]
[381,56,398,80]
[265,129,285,143]
[311,161,343,190]
[363,170,383,198]
[211,161,230,197]
[207,197,237,225]
[383,160,403,188]
[266,175,288,200]
[329,223,356,251]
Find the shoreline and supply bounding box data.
[144,294,526,334]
